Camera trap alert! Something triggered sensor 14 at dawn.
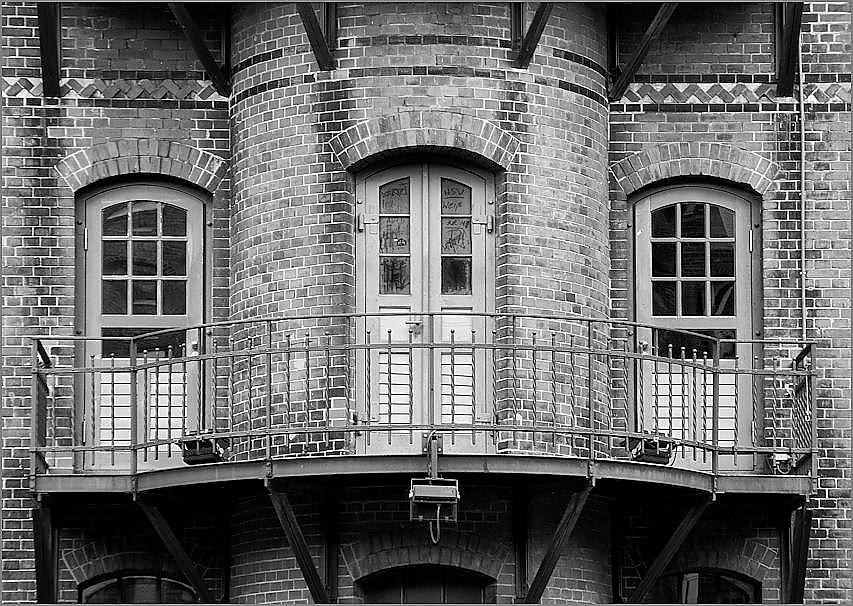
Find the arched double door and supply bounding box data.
[355,163,495,453]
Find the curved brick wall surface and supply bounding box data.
[228,2,611,459]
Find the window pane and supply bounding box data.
[711,281,735,316]
[101,280,127,314]
[131,201,158,236]
[132,241,157,276]
[710,242,735,277]
[162,204,187,236]
[379,178,410,214]
[652,282,676,315]
[102,203,128,236]
[102,241,128,275]
[441,218,472,254]
[132,280,158,315]
[441,179,472,215]
[652,205,676,237]
[681,242,706,277]
[442,257,472,294]
[380,257,410,294]
[709,205,735,238]
[655,328,736,359]
[681,282,706,316]
[379,218,410,253]
[681,203,705,237]
[163,281,187,315]
[123,576,159,603]
[162,241,187,276]
[652,242,676,276]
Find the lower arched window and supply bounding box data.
[79,573,197,604]
[651,569,761,603]
[359,565,494,604]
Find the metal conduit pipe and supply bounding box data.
[798,32,808,342]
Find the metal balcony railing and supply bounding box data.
[29,313,816,481]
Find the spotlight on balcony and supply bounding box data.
[628,436,674,464]
[409,478,460,522]
[181,437,229,465]
[768,452,793,475]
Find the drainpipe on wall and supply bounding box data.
[798,33,808,343]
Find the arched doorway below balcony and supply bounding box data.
[359,565,495,604]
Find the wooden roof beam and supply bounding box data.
[136,498,215,603]
[296,3,335,71]
[37,2,61,98]
[168,2,231,97]
[515,3,554,68]
[268,483,330,604]
[608,2,678,102]
[626,497,712,603]
[522,483,592,603]
[776,2,804,96]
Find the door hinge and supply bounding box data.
[356,214,379,232]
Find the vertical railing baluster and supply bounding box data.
[652,342,660,436]
[181,342,187,440]
[109,353,116,466]
[386,329,392,445]
[587,321,594,464]
[680,347,686,452]
[471,328,477,446]
[88,353,96,470]
[637,341,645,436]
[550,332,557,448]
[345,317,353,449]
[569,335,577,456]
[701,350,708,463]
[210,334,217,444]
[691,349,698,461]
[366,328,372,447]
[711,342,721,479]
[511,316,519,442]
[154,348,161,461]
[248,335,254,454]
[228,337,235,452]
[266,320,273,460]
[408,327,414,445]
[667,343,673,443]
[531,332,538,431]
[491,328,497,445]
[285,333,292,451]
[324,331,331,447]
[167,345,174,459]
[733,355,740,465]
[450,329,456,446]
[129,339,138,477]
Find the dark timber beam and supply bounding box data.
[626,497,711,603]
[136,498,215,603]
[788,506,813,603]
[776,2,804,96]
[37,2,61,97]
[522,483,592,603]
[296,3,335,71]
[33,499,56,603]
[515,3,553,69]
[608,3,678,101]
[268,484,330,604]
[168,3,231,97]
[513,491,530,598]
[321,490,339,602]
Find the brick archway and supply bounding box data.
[61,538,181,585]
[328,110,520,171]
[665,533,777,582]
[55,139,227,193]
[341,529,509,582]
[610,142,779,198]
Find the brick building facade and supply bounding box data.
[1,2,849,604]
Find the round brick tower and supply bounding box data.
[229,3,610,460]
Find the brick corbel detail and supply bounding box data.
[340,529,509,582]
[55,139,227,193]
[610,142,779,198]
[328,111,520,171]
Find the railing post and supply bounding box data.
[711,341,721,479]
[587,320,595,465]
[129,338,138,476]
[808,345,817,492]
[266,320,273,460]
[30,340,42,487]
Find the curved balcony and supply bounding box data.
[29,313,816,495]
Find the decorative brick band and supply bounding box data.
[55,139,227,193]
[618,81,850,104]
[328,110,521,171]
[610,142,779,197]
[340,529,510,582]
[1,77,228,101]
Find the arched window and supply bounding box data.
[77,181,207,467]
[79,572,197,603]
[359,565,494,604]
[633,183,761,469]
[651,569,761,603]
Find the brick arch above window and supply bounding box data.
[329,110,521,172]
[610,143,780,198]
[61,538,182,586]
[341,529,510,582]
[55,140,227,194]
[665,533,777,583]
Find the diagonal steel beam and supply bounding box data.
[136,498,215,603]
[788,506,812,603]
[608,3,678,101]
[168,3,231,96]
[776,2,804,96]
[523,483,592,603]
[296,3,335,71]
[627,496,712,603]
[515,3,554,68]
[268,484,330,604]
[37,2,61,97]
